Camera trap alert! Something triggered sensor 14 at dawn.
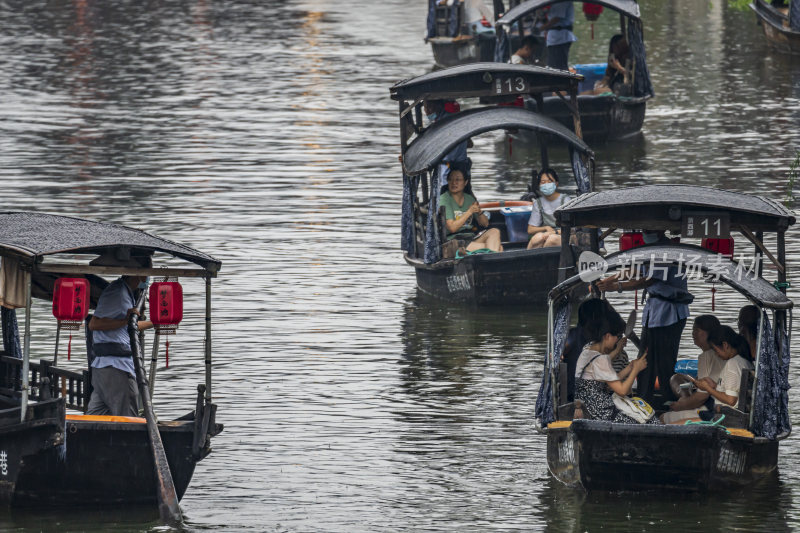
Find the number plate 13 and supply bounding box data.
[495,76,528,95]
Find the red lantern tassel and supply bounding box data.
[634,290,638,311]
[68,334,72,361]
[165,338,169,369]
[711,285,716,312]
[508,135,513,156]
[591,23,594,40]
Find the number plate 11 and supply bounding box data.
[681,211,730,239]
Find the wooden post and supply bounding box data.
[129,290,182,525]
[20,273,32,422]
[205,276,212,403]
[570,84,583,140]
[558,221,573,283]
[148,332,160,397]
[756,231,764,277]
[777,229,787,293]
[53,324,60,365]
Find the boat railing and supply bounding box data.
[0,355,89,412]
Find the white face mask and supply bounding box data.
[539,182,557,196]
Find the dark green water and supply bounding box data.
[0,0,798,531]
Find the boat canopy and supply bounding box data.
[390,63,582,102]
[0,211,221,273]
[496,0,641,27]
[402,106,592,176]
[548,244,793,310]
[555,185,796,233]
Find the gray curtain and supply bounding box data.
[1,307,21,359]
[535,297,571,426]
[791,0,800,32]
[494,25,511,62]
[569,147,592,194]
[427,0,437,38]
[424,169,444,264]
[626,18,654,98]
[752,310,792,439]
[401,174,419,255]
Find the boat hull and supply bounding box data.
[547,419,778,492]
[8,417,218,506]
[529,94,648,142]
[751,0,800,55]
[409,246,584,306]
[429,34,496,68]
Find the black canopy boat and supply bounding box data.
[538,185,795,491]
[495,0,653,141]
[0,212,221,518]
[391,63,596,305]
[750,0,800,55]
[426,0,498,68]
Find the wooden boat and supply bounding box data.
[0,212,222,512]
[391,63,597,305]
[426,0,497,68]
[750,0,800,55]
[538,185,795,491]
[496,0,653,141]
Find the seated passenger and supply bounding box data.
[439,161,503,253]
[662,315,723,424]
[691,326,754,409]
[738,304,759,360]
[562,298,615,402]
[574,311,657,424]
[527,168,571,249]
[580,34,631,96]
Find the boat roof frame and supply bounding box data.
[390,63,583,103]
[548,244,793,310]
[497,0,641,28]
[0,211,221,278]
[402,106,593,176]
[554,185,795,233]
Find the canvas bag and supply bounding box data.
[612,394,655,424]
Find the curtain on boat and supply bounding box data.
[626,18,654,98]
[401,174,419,256]
[535,297,571,426]
[752,310,792,439]
[569,147,592,194]
[449,2,461,36]
[494,25,511,62]
[427,0,438,39]
[791,1,800,32]
[1,307,21,359]
[424,168,444,264]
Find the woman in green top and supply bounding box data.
[439,165,503,253]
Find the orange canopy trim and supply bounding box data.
[66,414,146,424]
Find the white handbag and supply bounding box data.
[612,394,655,424]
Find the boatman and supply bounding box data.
[596,231,692,404]
[87,254,153,417]
[540,1,577,70]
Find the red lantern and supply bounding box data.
[583,3,604,21]
[149,281,184,368]
[619,232,644,251]
[583,3,604,39]
[52,278,89,330]
[52,277,89,361]
[702,238,734,257]
[149,281,183,333]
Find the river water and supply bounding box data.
[0,0,799,531]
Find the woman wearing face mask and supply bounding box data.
[526,168,571,250]
[596,230,693,406]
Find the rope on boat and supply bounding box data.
[455,248,495,260]
[683,414,730,434]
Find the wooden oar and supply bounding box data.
[128,290,182,525]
